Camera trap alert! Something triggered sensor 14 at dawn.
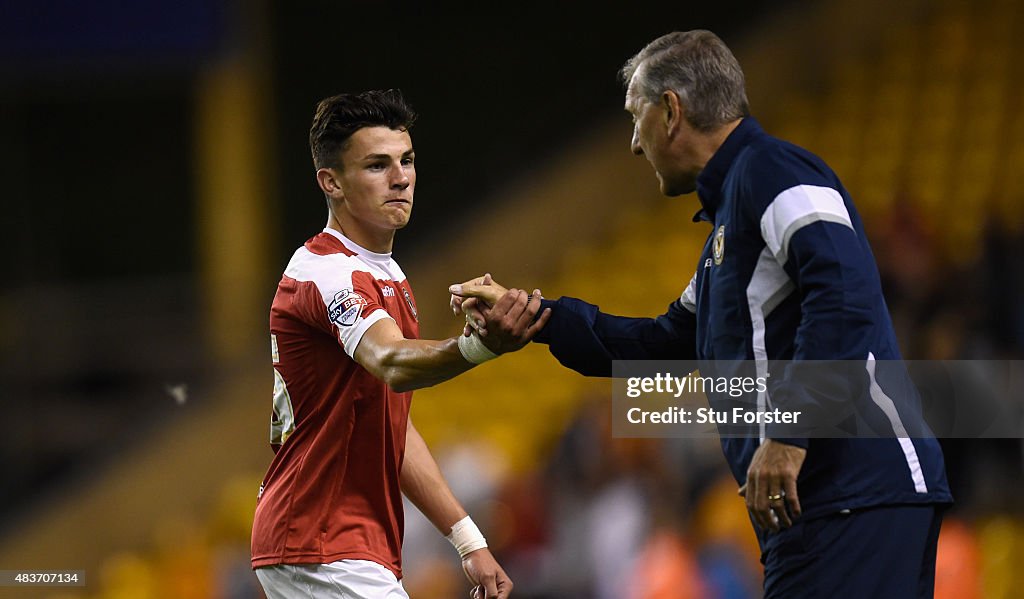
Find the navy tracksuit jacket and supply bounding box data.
[533,117,952,542]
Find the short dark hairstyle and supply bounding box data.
[309,89,417,170]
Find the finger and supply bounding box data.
[508,299,533,340]
[784,474,802,519]
[451,275,489,314]
[772,485,793,529]
[486,288,523,324]
[747,470,770,531]
[482,574,499,599]
[495,286,528,325]
[758,476,780,532]
[450,283,504,305]
[772,505,792,529]
[465,313,483,333]
[497,571,513,599]
[471,585,482,599]
[483,273,493,285]
[756,484,777,532]
[514,288,543,329]
[521,308,552,342]
[465,304,487,332]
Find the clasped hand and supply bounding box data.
[448,274,551,354]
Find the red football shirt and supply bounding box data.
[251,228,420,578]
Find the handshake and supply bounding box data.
[448,274,552,357]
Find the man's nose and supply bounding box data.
[630,127,643,155]
[391,167,410,188]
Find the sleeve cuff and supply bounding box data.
[531,299,559,344]
[342,309,394,358]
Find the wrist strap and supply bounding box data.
[457,332,498,364]
[446,516,488,558]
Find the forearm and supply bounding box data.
[373,337,475,392]
[400,420,467,533]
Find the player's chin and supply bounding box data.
[384,209,412,228]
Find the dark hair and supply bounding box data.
[309,89,417,170]
[621,30,749,132]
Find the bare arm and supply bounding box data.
[400,418,468,530]
[354,292,550,392]
[354,318,473,392]
[401,419,513,599]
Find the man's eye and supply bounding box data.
[401,158,414,166]
[368,163,386,171]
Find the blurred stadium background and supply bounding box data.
[1,0,1023,597]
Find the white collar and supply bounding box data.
[322,227,392,262]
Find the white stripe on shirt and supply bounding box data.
[760,184,854,264]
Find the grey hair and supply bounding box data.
[621,30,750,132]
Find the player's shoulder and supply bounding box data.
[283,233,403,299]
[281,235,360,293]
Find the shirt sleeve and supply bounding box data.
[532,291,698,377]
[746,151,880,444]
[314,271,394,359]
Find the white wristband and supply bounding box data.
[457,332,498,364]
[446,516,488,558]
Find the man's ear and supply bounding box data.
[316,167,343,198]
[661,90,684,137]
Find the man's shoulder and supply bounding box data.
[733,134,836,197]
[740,133,822,171]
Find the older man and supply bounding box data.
[452,31,951,598]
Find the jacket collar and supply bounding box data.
[693,117,763,222]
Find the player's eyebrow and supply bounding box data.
[361,149,415,161]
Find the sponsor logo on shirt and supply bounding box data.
[382,285,396,297]
[328,289,367,327]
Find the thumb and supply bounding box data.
[449,284,503,304]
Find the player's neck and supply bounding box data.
[326,213,394,254]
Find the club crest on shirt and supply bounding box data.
[402,287,418,322]
[713,225,726,265]
[328,289,366,327]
